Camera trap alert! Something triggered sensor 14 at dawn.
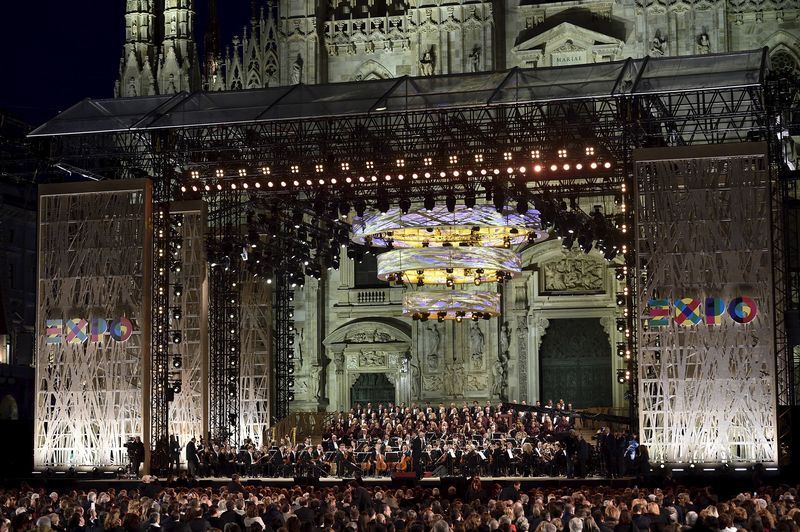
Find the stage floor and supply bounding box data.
[22,474,636,490]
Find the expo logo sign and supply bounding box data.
[647,297,757,327]
[45,318,135,344]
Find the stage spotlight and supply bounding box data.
[437,312,447,322]
[464,191,476,210]
[455,311,465,323]
[420,312,430,322]
[173,381,182,394]
[173,284,183,297]
[354,199,367,217]
[424,195,435,211]
[172,331,183,344]
[288,392,295,402]
[172,356,183,369]
[616,369,626,384]
[377,196,390,213]
[616,319,626,332]
[616,343,626,358]
[445,194,457,213]
[616,294,626,306]
[615,269,626,280]
[399,197,411,213]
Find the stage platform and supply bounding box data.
[20,474,636,491]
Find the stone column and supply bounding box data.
[529,315,550,404]
[328,349,346,411]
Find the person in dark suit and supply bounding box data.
[349,481,373,513]
[169,436,181,471]
[186,438,200,478]
[294,499,314,524]
[219,501,243,529]
[498,481,521,502]
[411,431,423,478]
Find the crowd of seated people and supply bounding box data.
[2,478,797,532]
[213,401,644,480]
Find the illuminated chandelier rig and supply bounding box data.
[351,204,547,322]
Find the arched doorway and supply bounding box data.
[351,373,395,407]
[539,318,611,408]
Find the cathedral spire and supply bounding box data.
[205,0,221,89]
[116,0,158,97]
[157,0,201,94]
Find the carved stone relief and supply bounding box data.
[465,373,488,391]
[345,329,396,343]
[423,374,444,391]
[535,317,551,351]
[358,350,387,367]
[542,255,605,293]
[517,316,529,402]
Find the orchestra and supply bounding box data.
[181,400,634,479]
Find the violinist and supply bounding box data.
[505,440,518,476]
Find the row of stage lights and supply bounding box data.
[180,160,615,193]
[181,147,613,193]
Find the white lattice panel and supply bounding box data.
[239,277,272,444]
[635,146,778,465]
[35,182,151,468]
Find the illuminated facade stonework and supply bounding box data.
[117,1,800,96]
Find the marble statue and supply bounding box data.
[425,323,441,370]
[419,48,435,76]
[469,46,481,72]
[698,33,710,54]
[291,54,303,84]
[650,35,668,57]
[470,321,485,369]
[410,356,420,399]
[500,321,511,358]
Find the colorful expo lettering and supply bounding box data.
[45,318,135,344]
[647,297,757,327]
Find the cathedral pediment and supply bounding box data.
[512,22,623,53]
[511,22,623,67]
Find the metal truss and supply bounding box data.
[273,273,294,422]
[207,190,242,444]
[149,158,172,472]
[32,76,796,443]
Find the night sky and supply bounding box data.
[0,1,252,127]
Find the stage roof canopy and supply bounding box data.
[30,49,768,138]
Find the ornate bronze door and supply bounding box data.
[539,318,612,408]
[350,373,395,407]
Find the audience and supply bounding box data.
[1,481,798,532]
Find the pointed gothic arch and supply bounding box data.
[351,60,393,82]
[764,31,800,76]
